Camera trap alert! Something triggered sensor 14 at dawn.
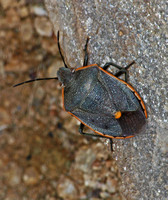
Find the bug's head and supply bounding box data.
[57,67,74,86]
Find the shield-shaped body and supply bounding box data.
[62,64,147,138]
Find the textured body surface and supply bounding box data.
[63,65,146,137]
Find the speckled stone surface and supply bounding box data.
[45,0,168,199]
[0,1,124,199]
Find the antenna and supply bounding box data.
[13,31,67,87]
[57,31,68,68]
[13,77,58,87]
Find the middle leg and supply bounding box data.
[83,37,90,66]
[102,61,135,82]
[79,123,114,151]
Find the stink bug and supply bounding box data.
[14,32,147,150]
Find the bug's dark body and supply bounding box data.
[14,32,147,148]
[61,64,146,138]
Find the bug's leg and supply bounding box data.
[79,123,100,137]
[79,124,114,151]
[114,61,135,82]
[103,61,135,82]
[102,62,128,81]
[57,31,68,68]
[79,123,106,138]
[102,62,123,71]
[114,69,128,82]
[83,37,89,66]
[109,138,113,151]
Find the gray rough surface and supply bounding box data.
[45,0,168,200]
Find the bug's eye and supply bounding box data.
[72,69,75,74]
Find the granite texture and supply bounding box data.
[45,0,168,199]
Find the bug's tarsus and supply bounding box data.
[57,31,68,68]
[13,77,58,87]
[83,37,89,66]
[109,138,113,152]
[125,60,136,70]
